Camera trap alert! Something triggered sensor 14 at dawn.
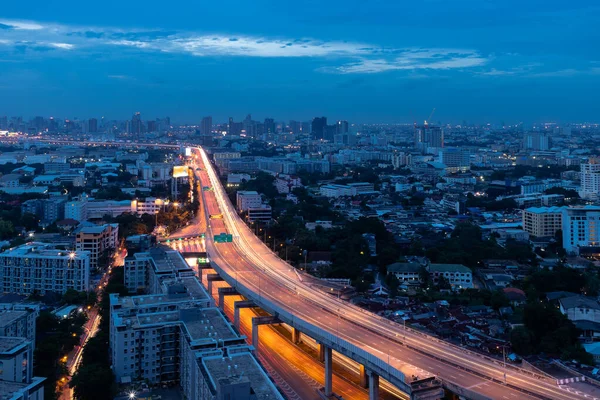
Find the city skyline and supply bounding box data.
[1,1,600,123]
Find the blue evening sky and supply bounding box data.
[0,1,599,124]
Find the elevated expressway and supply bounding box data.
[192,147,592,400]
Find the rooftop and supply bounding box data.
[180,308,239,344]
[559,295,600,311]
[524,206,564,214]
[387,262,421,273]
[429,263,471,273]
[0,336,27,353]
[0,243,89,260]
[201,351,282,400]
[0,310,28,328]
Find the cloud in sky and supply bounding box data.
[0,18,491,74]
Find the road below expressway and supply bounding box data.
[187,146,599,400]
[195,268,406,400]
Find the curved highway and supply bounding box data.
[192,147,593,400]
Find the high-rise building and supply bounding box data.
[130,112,142,137]
[580,158,600,200]
[311,117,327,140]
[146,120,157,132]
[243,114,256,137]
[0,116,7,130]
[336,120,349,134]
[289,120,301,134]
[524,131,550,151]
[264,118,275,134]
[414,125,443,153]
[201,116,212,135]
[562,206,600,255]
[88,118,98,133]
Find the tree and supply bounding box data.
[510,326,534,356]
[0,219,15,240]
[70,363,115,400]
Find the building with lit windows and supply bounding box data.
[0,243,90,295]
[562,206,600,255]
[236,191,262,212]
[75,223,119,269]
[522,206,564,238]
[580,158,600,200]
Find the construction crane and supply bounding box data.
[424,108,436,126]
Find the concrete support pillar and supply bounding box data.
[318,343,325,362]
[252,320,259,352]
[233,300,255,331]
[324,345,333,397]
[359,364,368,388]
[206,274,222,296]
[217,287,237,311]
[251,316,280,356]
[368,372,379,400]
[292,327,301,344]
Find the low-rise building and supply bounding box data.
[247,205,272,223]
[0,337,45,400]
[0,304,39,341]
[0,243,90,295]
[522,206,563,238]
[387,262,473,290]
[236,191,262,212]
[559,295,600,340]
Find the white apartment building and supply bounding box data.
[86,199,133,218]
[132,197,165,215]
[0,338,45,400]
[75,223,119,269]
[320,184,354,198]
[392,152,412,169]
[522,206,564,237]
[236,191,262,212]
[319,182,375,198]
[275,175,302,194]
[562,206,600,255]
[109,277,282,400]
[65,197,88,222]
[0,304,39,341]
[0,243,90,295]
[580,159,600,200]
[247,205,272,222]
[439,148,471,173]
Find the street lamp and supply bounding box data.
[497,345,507,384]
[128,391,137,400]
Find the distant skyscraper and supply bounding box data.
[264,118,275,134]
[414,125,443,153]
[524,131,550,151]
[146,120,157,132]
[130,112,142,137]
[0,116,7,130]
[336,120,349,134]
[201,116,212,135]
[243,114,256,137]
[311,117,327,140]
[88,118,98,133]
[289,120,301,134]
[228,117,234,135]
